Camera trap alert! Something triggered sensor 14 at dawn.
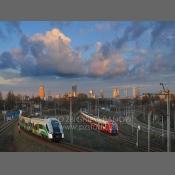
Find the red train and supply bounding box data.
[80,111,118,135]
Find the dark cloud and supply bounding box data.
[0,51,17,69]
[151,21,175,48]
[20,35,31,55]
[98,22,151,57]
[30,41,45,58]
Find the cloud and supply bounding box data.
[0,27,131,80]
[87,45,128,78]
[11,28,86,77]
[150,22,175,50]
[0,21,23,41]
[0,76,24,85]
[5,21,23,35]
[0,51,17,69]
[1,22,175,83]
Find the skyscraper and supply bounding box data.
[112,88,120,98]
[72,85,77,97]
[88,89,95,98]
[39,84,45,99]
[125,87,128,97]
[99,89,104,98]
[133,87,140,98]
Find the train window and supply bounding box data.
[51,120,60,133]
[39,124,41,129]
[34,124,37,130]
[46,125,49,132]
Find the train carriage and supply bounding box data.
[80,111,118,135]
[19,115,64,142]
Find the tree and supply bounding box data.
[0,91,3,111]
[6,91,16,110]
[77,93,88,100]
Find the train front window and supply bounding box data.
[112,122,117,129]
[51,120,60,133]
[46,124,49,132]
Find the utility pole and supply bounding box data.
[40,100,42,116]
[160,82,171,152]
[54,101,57,116]
[162,115,164,145]
[98,104,100,134]
[148,111,152,152]
[30,101,32,115]
[167,89,171,152]
[131,104,134,135]
[3,102,6,122]
[95,98,97,115]
[89,102,91,113]
[69,96,73,144]
[174,110,175,131]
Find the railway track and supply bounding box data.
[20,127,92,152]
[118,131,164,152]
[0,119,17,135]
[54,141,93,152]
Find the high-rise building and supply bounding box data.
[88,89,95,98]
[72,85,77,97]
[125,87,128,97]
[99,89,104,98]
[133,87,140,98]
[112,88,120,98]
[39,84,45,99]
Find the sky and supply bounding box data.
[0,21,175,97]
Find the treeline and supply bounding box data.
[0,91,24,111]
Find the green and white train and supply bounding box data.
[19,115,64,142]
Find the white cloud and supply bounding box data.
[88,46,128,77]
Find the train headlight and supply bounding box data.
[62,133,64,138]
[48,133,53,139]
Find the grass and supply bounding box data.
[0,121,67,152]
[63,126,139,151]
[59,114,139,151]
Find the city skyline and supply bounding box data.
[0,21,175,96]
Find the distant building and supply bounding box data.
[99,89,104,98]
[125,87,128,97]
[39,84,45,99]
[72,85,77,97]
[47,95,53,101]
[88,89,96,99]
[133,87,140,98]
[112,88,120,98]
[55,93,62,99]
[23,95,30,101]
